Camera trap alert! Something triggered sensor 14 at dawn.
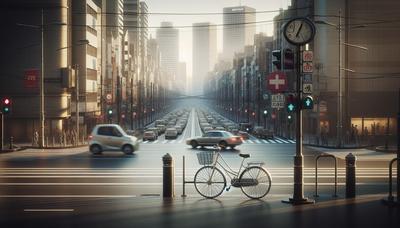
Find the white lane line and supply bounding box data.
[170,140,176,144]
[162,140,168,144]
[153,140,159,144]
[288,139,296,143]
[277,138,290,143]
[191,108,196,138]
[248,140,254,144]
[0,195,137,198]
[142,141,149,144]
[24,209,74,212]
[254,140,261,144]
[262,140,269,143]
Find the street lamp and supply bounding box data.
[17,9,67,148]
[315,10,368,148]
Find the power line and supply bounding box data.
[71,6,311,16]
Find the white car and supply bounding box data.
[165,128,178,139]
[89,124,139,155]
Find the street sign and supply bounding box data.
[303,83,313,94]
[302,62,313,73]
[267,71,287,93]
[271,93,285,109]
[24,69,39,88]
[302,51,314,62]
[303,74,312,83]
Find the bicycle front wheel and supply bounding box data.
[239,166,272,199]
[194,166,226,199]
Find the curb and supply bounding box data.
[304,143,370,150]
[375,146,397,153]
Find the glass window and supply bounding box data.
[111,127,122,137]
[98,127,112,136]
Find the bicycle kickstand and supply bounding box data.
[226,185,231,192]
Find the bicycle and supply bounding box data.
[194,146,272,199]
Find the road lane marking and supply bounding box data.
[262,140,269,143]
[0,195,137,198]
[268,140,276,143]
[170,140,176,143]
[24,209,74,212]
[191,108,196,138]
[153,140,158,144]
[162,140,168,144]
[142,141,149,144]
[288,139,296,143]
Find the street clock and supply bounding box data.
[283,18,316,46]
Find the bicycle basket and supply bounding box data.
[197,151,216,165]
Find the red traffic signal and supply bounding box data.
[283,48,294,69]
[1,97,12,114]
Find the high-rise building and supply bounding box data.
[223,6,256,60]
[192,22,217,96]
[156,22,179,83]
[177,62,187,94]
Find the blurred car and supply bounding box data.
[165,128,178,139]
[236,131,250,140]
[143,131,158,141]
[239,122,253,133]
[186,130,242,150]
[156,124,166,134]
[175,125,183,134]
[89,124,139,155]
[203,126,213,132]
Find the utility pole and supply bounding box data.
[75,64,79,145]
[337,9,343,148]
[0,112,3,151]
[39,8,45,148]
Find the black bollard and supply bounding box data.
[9,136,13,150]
[162,153,174,198]
[345,153,357,198]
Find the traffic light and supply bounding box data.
[287,114,293,123]
[263,109,268,117]
[272,50,282,70]
[107,108,113,119]
[1,97,11,115]
[283,48,294,69]
[286,94,297,113]
[302,96,314,109]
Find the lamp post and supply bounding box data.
[315,10,367,148]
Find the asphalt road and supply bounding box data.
[0,103,397,227]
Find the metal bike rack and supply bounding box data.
[386,158,398,202]
[314,154,338,198]
[181,155,194,197]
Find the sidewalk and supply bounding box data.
[2,194,399,228]
[307,146,397,161]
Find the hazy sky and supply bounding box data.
[145,0,291,78]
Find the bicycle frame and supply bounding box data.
[208,151,248,182]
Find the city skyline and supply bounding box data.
[146,0,291,79]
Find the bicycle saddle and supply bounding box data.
[239,153,250,158]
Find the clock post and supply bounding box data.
[282,17,316,205]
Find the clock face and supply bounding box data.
[284,18,315,46]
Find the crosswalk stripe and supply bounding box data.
[288,139,296,143]
[254,140,261,144]
[170,140,176,143]
[143,141,149,144]
[268,139,276,143]
[248,140,254,144]
[162,140,168,144]
[262,140,269,143]
[153,140,158,144]
[274,139,284,143]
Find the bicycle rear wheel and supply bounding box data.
[239,166,271,199]
[194,166,226,199]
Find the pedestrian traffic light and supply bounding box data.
[1,97,11,115]
[283,48,294,69]
[286,94,297,113]
[272,50,282,70]
[302,96,314,109]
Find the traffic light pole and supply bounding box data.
[75,64,79,145]
[283,46,314,205]
[0,112,3,151]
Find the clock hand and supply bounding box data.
[296,22,303,37]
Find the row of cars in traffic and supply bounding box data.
[184,108,275,150]
[143,109,190,141]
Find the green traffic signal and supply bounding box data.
[1,97,11,114]
[287,114,293,123]
[263,110,268,116]
[302,96,314,109]
[286,95,296,113]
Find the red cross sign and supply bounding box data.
[267,71,287,93]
